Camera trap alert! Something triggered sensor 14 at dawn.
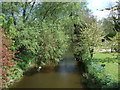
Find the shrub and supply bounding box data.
[0,27,22,88]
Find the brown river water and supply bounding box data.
[13,51,85,88]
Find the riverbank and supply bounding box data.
[12,51,86,88]
[82,52,119,88]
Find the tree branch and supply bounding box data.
[25,1,36,22]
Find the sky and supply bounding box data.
[87,0,119,20]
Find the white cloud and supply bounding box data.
[93,10,110,20]
[87,0,118,20]
[111,0,118,3]
[87,0,105,10]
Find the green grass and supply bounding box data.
[93,52,119,82]
[104,62,118,82]
[93,52,117,59]
[93,52,119,63]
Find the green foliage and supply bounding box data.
[83,52,119,88]
[0,15,22,88]
[83,23,104,47]
[0,14,5,26]
[16,20,70,67]
[14,2,90,68]
[73,22,104,62]
[2,2,119,89]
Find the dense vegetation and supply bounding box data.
[0,1,119,89]
[0,16,23,88]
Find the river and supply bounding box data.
[13,50,85,88]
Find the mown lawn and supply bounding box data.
[93,52,119,83]
[93,52,118,59]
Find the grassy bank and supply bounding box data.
[83,52,119,88]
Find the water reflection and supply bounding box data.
[13,52,85,88]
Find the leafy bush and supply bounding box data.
[15,20,70,70]
[0,27,23,88]
[0,15,22,88]
[84,60,119,88]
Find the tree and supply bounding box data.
[1,1,98,74]
[102,18,116,41]
[14,2,92,66]
[102,1,120,53]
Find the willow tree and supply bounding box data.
[1,2,93,68]
[27,2,91,65]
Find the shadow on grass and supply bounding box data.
[91,58,118,63]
